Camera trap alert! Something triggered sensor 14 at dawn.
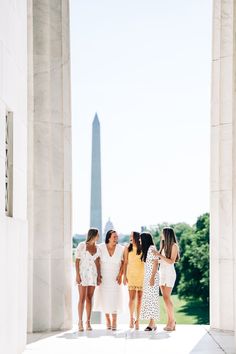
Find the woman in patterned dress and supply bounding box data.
[156,227,180,331]
[75,228,102,331]
[140,232,159,331]
[123,231,144,330]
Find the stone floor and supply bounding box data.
[24,325,235,354]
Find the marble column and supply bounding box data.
[210,0,236,338]
[27,0,72,331]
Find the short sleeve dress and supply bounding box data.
[93,243,124,314]
[140,245,160,321]
[127,246,144,291]
[75,242,100,286]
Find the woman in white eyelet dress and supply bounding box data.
[93,230,124,330]
[76,242,101,286]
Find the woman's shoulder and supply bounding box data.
[97,242,105,250]
[148,245,158,259]
[75,241,86,258]
[117,243,124,251]
[77,241,85,249]
[149,245,157,252]
[172,243,179,250]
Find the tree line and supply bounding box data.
[150,213,209,303]
[73,213,210,304]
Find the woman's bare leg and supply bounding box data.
[78,285,87,329]
[149,318,155,327]
[112,313,117,330]
[135,290,143,329]
[161,285,175,327]
[105,313,111,329]
[128,290,136,327]
[86,286,95,324]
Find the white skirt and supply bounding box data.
[159,262,176,288]
[93,263,124,313]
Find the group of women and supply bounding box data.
[75,227,180,332]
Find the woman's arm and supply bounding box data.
[75,258,81,284]
[95,257,102,285]
[156,243,179,264]
[123,247,129,285]
[150,258,158,286]
[116,248,125,285]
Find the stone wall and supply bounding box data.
[0,1,28,353]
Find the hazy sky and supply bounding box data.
[70,0,212,235]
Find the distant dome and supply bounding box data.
[103,218,114,241]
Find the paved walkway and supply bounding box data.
[24,325,235,354]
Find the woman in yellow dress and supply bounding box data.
[123,231,144,330]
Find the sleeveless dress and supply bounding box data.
[127,246,144,290]
[75,242,101,286]
[159,249,176,288]
[140,245,160,321]
[93,243,124,313]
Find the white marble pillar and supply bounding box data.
[27,0,72,332]
[210,0,236,338]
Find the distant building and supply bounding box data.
[103,218,114,241]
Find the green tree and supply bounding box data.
[151,222,193,294]
[177,213,209,303]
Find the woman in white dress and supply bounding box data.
[75,228,101,331]
[156,227,180,331]
[140,232,160,331]
[94,230,124,330]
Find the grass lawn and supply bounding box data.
[142,295,209,325]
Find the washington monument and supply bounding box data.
[90,113,102,242]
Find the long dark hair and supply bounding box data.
[105,229,116,244]
[160,227,180,262]
[140,232,154,262]
[128,231,141,255]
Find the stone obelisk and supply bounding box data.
[90,113,102,241]
[90,113,102,323]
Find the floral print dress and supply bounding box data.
[140,245,160,320]
[75,242,100,286]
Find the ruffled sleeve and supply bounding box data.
[75,242,85,259]
[93,244,101,260]
[149,245,159,260]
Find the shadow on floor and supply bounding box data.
[177,300,209,324]
[56,328,170,340]
[27,331,62,344]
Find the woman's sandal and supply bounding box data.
[144,326,157,331]
[86,320,92,331]
[164,321,176,331]
[129,317,135,329]
[78,320,84,332]
[112,321,117,331]
[106,320,111,330]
